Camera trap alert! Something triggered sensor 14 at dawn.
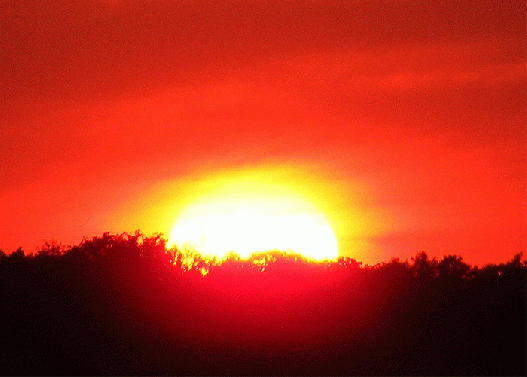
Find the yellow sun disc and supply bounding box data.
[167,179,339,260]
[105,162,397,265]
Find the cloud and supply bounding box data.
[275,37,524,94]
[2,0,524,105]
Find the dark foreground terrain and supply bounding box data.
[1,233,525,375]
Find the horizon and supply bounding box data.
[2,230,525,269]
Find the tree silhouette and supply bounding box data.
[437,254,470,280]
[0,232,525,375]
[411,250,438,281]
[36,239,67,259]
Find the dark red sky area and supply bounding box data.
[1,0,525,265]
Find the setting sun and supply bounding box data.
[104,162,395,264]
[167,176,338,260]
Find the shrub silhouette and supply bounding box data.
[0,232,525,375]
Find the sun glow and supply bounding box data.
[107,162,394,264]
[167,174,339,260]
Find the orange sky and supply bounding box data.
[1,0,525,266]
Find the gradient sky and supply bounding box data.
[1,0,525,266]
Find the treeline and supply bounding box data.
[0,232,525,375]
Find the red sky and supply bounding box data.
[1,0,525,266]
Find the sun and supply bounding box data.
[106,162,394,264]
[167,173,339,260]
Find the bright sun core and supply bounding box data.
[167,180,339,260]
